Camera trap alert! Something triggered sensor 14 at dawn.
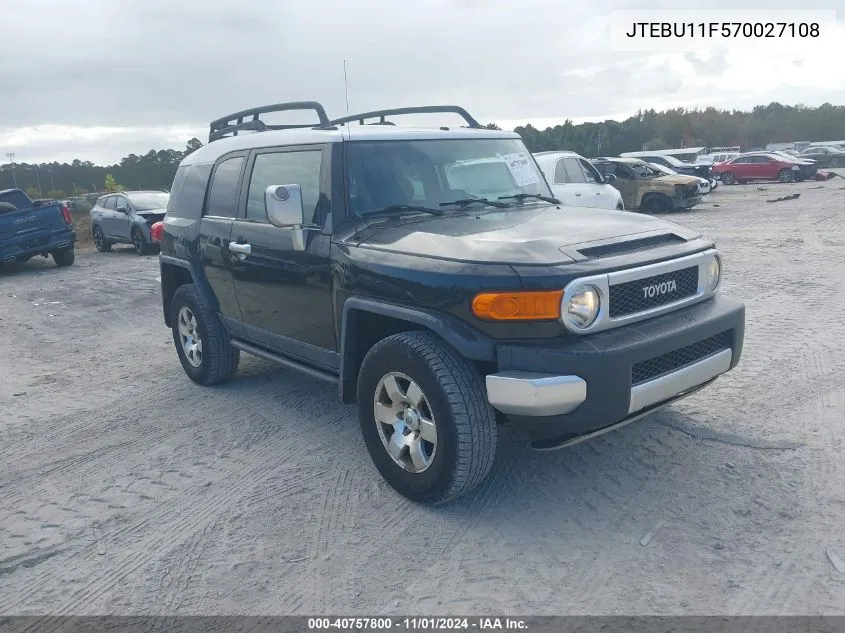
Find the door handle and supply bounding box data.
[575,192,582,196]
[229,242,251,254]
[228,242,251,261]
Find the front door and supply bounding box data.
[113,195,133,242]
[198,153,248,332]
[606,163,638,209]
[230,145,337,370]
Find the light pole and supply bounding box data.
[4,152,16,188]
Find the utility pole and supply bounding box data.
[5,152,16,188]
[34,164,43,195]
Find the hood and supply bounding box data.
[652,174,701,186]
[353,204,698,265]
[136,208,167,216]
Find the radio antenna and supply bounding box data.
[343,59,350,116]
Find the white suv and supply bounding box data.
[533,151,624,210]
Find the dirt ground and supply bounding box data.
[2,174,845,616]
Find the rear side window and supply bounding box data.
[205,156,245,218]
[553,160,570,183]
[166,164,212,219]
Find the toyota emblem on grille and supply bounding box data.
[642,279,677,299]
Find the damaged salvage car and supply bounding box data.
[157,101,745,503]
[89,190,169,255]
[589,157,703,213]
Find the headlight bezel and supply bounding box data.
[563,283,602,330]
[705,254,722,292]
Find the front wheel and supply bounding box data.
[170,284,240,385]
[357,331,497,504]
[778,169,796,183]
[52,247,75,267]
[132,228,148,255]
[830,157,841,168]
[641,193,672,213]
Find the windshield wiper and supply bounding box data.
[364,204,445,218]
[439,198,509,209]
[498,193,560,204]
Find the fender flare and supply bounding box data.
[338,297,495,403]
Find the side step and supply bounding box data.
[230,339,339,384]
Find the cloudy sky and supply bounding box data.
[2,0,843,165]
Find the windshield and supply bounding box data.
[344,138,552,216]
[660,155,686,167]
[628,161,663,177]
[128,192,170,211]
[648,162,675,175]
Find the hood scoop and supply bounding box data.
[576,232,687,259]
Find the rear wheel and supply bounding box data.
[778,169,795,183]
[52,247,75,267]
[831,157,841,168]
[170,284,240,385]
[92,226,111,252]
[721,172,736,185]
[357,331,497,504]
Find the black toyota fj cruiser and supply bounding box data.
[158,101,745,503]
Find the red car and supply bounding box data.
[712,153,803,184]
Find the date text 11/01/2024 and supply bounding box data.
[307,617,528,630]
[624,21,820,38]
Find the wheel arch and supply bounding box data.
[160,255,219,328]
[338,297,495,405]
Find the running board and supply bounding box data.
[530,378,717,451]
[230,339,339,384]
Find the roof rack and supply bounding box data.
[330,105,482,129]
[208,101,333,142]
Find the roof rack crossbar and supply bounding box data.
[330,105,482,129]
[208,101,332,142]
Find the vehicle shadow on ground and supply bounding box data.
[224,352,789,531]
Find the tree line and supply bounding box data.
[1,102,843,199]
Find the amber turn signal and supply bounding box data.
[471,290,564,321]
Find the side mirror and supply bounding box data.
[265,184,307,251]
[116,204,127,213]
[606,174,617,183]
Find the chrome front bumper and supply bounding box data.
[486,348,733,419]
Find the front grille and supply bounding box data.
[631,331,732,386]
[577,233,686,259]
[609,265,699,317]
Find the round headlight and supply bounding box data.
[706,256,721,292]
[566,285,601,329]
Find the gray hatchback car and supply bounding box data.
[90,190,169,255]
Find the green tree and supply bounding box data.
[104,174,122,192]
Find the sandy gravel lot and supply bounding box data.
[2,174,845,616]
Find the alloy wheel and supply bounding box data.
[373,371,438,473]
[177,306,203,367]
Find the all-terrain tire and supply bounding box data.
[52,247,75,267]
[356,330,497,504]
[170,284,240,385]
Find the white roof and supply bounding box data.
[182,124,520,166]
[620,147,706,157]
[532,150,585,165]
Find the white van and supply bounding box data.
[533,151,624,210]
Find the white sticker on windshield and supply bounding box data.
[502,153,540,187]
